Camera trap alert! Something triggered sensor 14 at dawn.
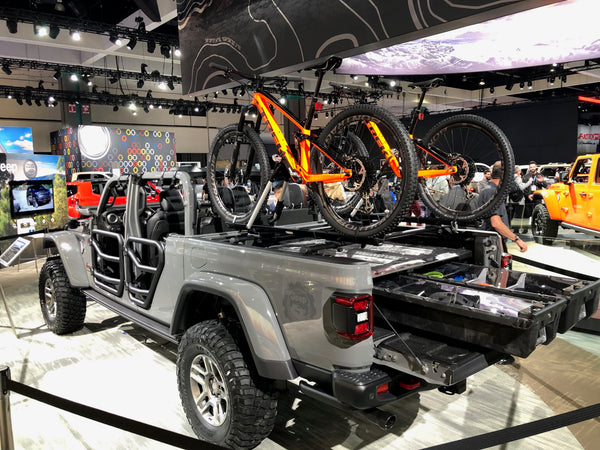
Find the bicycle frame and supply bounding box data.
[237,74,403,183]
[408,85,458,179]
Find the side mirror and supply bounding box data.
[560,171,570,183]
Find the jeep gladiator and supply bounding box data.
[40,171,600,449]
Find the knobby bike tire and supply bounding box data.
[207,124,271,225]
[313,104,418,237]
[418,114,514,222]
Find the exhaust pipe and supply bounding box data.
[362,407,396,430]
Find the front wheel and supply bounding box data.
[207,124,271,225]
[531,203,559,245]
[38,258,87,335]
[177,320,278,448]
[312,104,418,237]
[417,114,514,222]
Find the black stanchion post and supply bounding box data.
[0,366,15,450]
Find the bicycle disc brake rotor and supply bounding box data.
[343,157,366,191]
[449,154,476,185]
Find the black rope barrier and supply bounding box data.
[423,402,600,449]
[6,378,223,449]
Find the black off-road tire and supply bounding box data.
[177,320,278,449]
[39,258,87,334]
[531,203,559,245]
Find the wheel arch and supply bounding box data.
[172,276,297,381]
[535,189,561,220]
[42,231,90,288]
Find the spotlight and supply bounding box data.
[6,19,17,34]
[279,96,286,104]
[2,63,12,76]
[25,97,32,106]
[55,0,65,12]
[53,68,61,80]
[49,25,60,39]
[135,16,146,33]
[527,80,533,89]
[140,63,148,75]
[351,74,358,80]
[113,105,119,111]
[91,86,98,94]
[489,86,495,94]
[16,95,23,105]
[38,80,44,90]
[70,30,81,41]
[561,74,567,83]
[549,76,555,85]
[479,78,485,86]
[48,95,55,102]
[146,89,153,98]
[109,76,118,84]
[5,89,11,99]
[137,79,144,88]
[126,36,137,50]
[174,47,181,57]
[109,32,122,46]
[70,73,78,82]
[143,106,149,113]
[160,43,171,58]
[222,89,228,95]
[35,24,48,37]
[519,81,524,90]
[505,81,514,91]
[158,80,166,90]
[35,99,41,106]
[167,79,175,90]
[147,39,156,53]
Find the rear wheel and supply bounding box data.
[531,203,559,245]
[312,104,418,237]
[417,114,514,222]
[38,258,86,335]
[207,124,271,225]
[177,320,278,449]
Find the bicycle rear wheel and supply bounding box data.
[207,124,271,224]
[312,104,418,237]
[418,114,514,222]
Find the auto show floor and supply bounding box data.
[1,232,599,449]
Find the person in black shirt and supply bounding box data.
[479,162,527,253]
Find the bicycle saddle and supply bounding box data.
[307,56,342,73]
[408,77,445,89]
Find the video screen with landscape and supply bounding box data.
[9,179,55,218]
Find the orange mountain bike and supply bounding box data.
[206,57,419,237]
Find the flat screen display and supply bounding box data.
[9,179,55,218]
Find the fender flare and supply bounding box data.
[42,231,90,288]
[173,274,297,380]
[536,190,561,220]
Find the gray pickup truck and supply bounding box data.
[40,171,599,449]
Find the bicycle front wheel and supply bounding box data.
[313,104,418,237]
[207,124,271,224]
[418,114,514,222]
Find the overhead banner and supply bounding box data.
[577,124,600,155]
[177,0,560,95]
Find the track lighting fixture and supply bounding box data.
[109,32,122,46]
[489,86,495,94]
[16,95,23,105]
[6,19,17,34]
[49,25,60,39]
[113,105,119,111]
[70,73,78,82]
[146,89,153,98]
[5,89,11,99]
[147,39,156,53]
[160,43,171,58]
[479,78,485,86]
[35,99,42,106]
[561,74,567,83]
[519,81,524,90]
[140,63,148,75]
[53,68,61,80]
[137,79,144,88]
[135,16,146,33]
[35,24,48,37]
[158,80,166,90]
[70,30,81,41]
[109,76,118,84]
[174,47,181,57]
[222,89,228,95]
[505,81,514,91]
[2,63,12,76]
[92,86,98,94]
[38,80,44,90]
[167,79,175,90]
[527,80,533,89]
[126,36,137,50]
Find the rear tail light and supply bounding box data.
[332,294,374,341]
[501,252,512,268]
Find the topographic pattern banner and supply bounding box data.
[177,0,551,95]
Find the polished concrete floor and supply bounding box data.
[0,230,599,449]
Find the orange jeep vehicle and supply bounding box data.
[532,153,600,244]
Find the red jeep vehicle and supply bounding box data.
[532,153,600,244]
[67,180,160,218]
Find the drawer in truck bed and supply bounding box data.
[373,263,600,358]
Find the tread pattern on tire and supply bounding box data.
[418,114,514,222]
[38,257,87,335]
[532,203,559,245]
[314,103,418,237]
[177,320,278,449]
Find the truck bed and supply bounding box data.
[203,224,600,362]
